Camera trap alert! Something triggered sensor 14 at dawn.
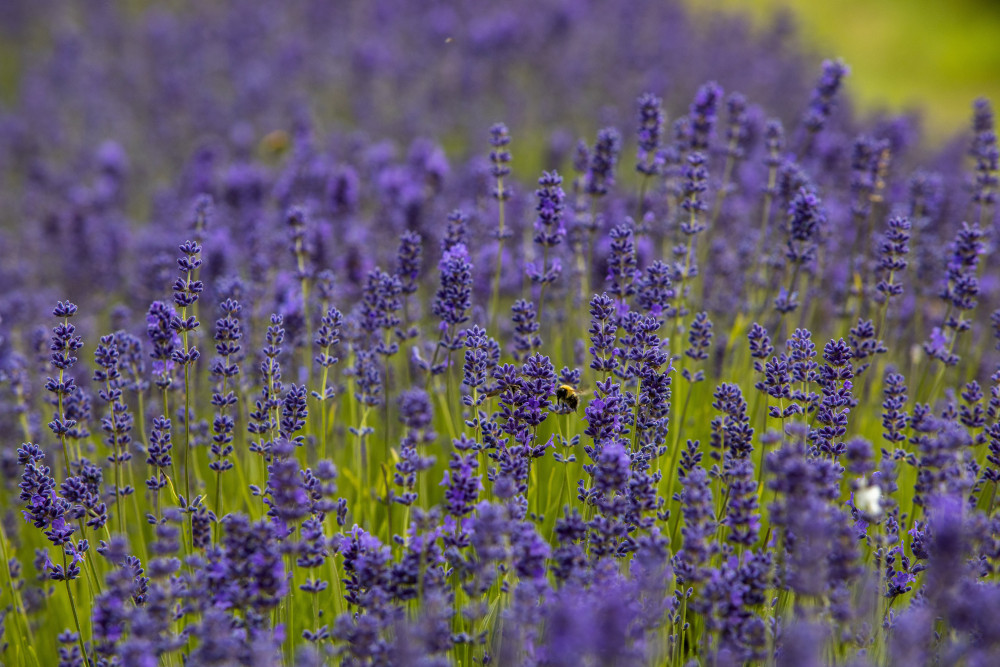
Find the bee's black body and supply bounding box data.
[555,384,580,411]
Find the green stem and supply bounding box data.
[537,245,550,324]
[182,354,192,504]
[104,376,125,537]
[667,379,694,546]
[423,325,451,391]
[357,406,372,529]
[490,177,506,330]
[699,147,736,288]
[751,167,777,302]
[318,358,332,461]
[285,552,295,663]
[15,386,32,443]
[0,521,35,652]
[635,173,649,222]
[297,251,312,386]
[63,554,89,666]
[57,362,72,476]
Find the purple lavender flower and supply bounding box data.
[913,421,975,510]
[908,169,944,220]
[511,299,541,362]
[264,440,309,533]
[959,380,987,438]
[209,299,242,491]
[684,311,714,363]
[145,416,172,510]
[633,345,672,451]
[800,59,849,150]
[875,215,911,303]
[442,209,468,253]
[520,353,557,431]
[724,459,760,546]
[394,229,422,298]
[461,326,496,432]
[924,222,985,366]
[510,520,551,582]
[352,348,383,409]
[592,439,630,497]
[93,334,134,533]
[680,152,709,224]
[775,186,826,314]
[361,268,403,357]
[756,353,796,420]
[971,98,999,223]
[286,205,314,285]
[689,81,723,152]
[61,459,107,531]
[848,135,883,224]
[723,92,751,161]
[248,315,285,458]
[809,338,855,459]
[19,445,73,542]
[442,435,481,518]
[605,222,638,302]
[171,241,203,316]
[46,302,84,466]
[882,372,908,446]
[747,323,774,370]
[784,186,826,270]
[847,317,886,378]
[488,123,512,187]
[146,301,179,390]
[279,384,308,447]
[432,243,473,331]
[526,171,566,291]
[584,127,622,198]
[764,119,785,167]
[462,326,490,395]
[636,92,665,176]
[635,261,674,321]
[214,515,288,613]
[572,139,590,179]
[674,466,715,584]
[588,294,618,377]
[885,543,916,599]
[313,305,343,385]
[394,389,436,507]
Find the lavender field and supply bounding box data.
[1,1,999,665]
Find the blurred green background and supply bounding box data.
[688,0,1000,145]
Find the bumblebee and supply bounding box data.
[555,384,581,411]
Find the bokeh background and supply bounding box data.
[0,0,996,246]
[689,0,1000,145]
[3,0,999,146]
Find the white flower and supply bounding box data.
[855,477,883,518]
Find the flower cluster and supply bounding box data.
[1,3,999,667]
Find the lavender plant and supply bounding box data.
[1,3,1000,667]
